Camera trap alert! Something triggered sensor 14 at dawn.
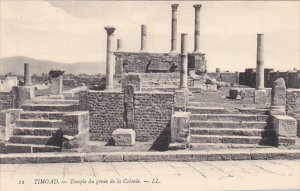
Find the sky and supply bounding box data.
[0,0,299,72]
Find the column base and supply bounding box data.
[169,50,179,55]
[254,89,267,104]
[270,106,286,115]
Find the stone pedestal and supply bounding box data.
[254,89,267,104]
[188,53,207,73]
[49,70,64,99]
[112,128,136,146]
[169,112,191,150]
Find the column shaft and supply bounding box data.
[180,33,188,90]
[105,27,116,90]
[117,39,122,51]
[141,25,147,52]
[24,63,31,86]
[256,34,264,90]
[170,4,179,53]
[193,4,202,53]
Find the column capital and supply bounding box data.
[171,4,179,10]
[193,4,202,10]
[104,26,116,35]
[257,33,264,36]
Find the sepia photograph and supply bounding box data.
[0,0,299,190]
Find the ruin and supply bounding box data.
[0,3,299,162]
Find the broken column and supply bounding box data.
[254,34,267,104]
[49,70,64,99]
[193,4,201,53]
[270,78,287,115]
[104,26,116,90]
[140,25,147,52]
[170,4,179,54]
[180,33,188,90]
[24,63,31,86]
[116,39,122,51]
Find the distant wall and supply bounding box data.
[79,90,174,143]
[239,68,300,88]
[207,72,239,84]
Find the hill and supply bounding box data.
[0,56,105,75]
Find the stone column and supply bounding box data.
[140,25,147,52]
[49,70,64,99]
[193,4,202,53]
[24,63,31,86]
[170,4,179,54]
[256,34,264,90]
[180,33,188,90]
[117,39,122,51]
[104,27,116,90]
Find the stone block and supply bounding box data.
[254,89,267,104]
[62,111,89,137]
[112,128,136,146]
[0,109,22,141]
[171,112,190,144]
[272,115,297,137]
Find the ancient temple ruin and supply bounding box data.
[0,4,299,160]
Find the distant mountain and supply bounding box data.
[0,56,105,75]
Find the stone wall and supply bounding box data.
[207,72,239,84]
[79,91,124,141]
[114,73,181,91]
[79,90,174,144]
[114,52,180,73]
[286,89,300,111]
[0,91,16,111]
[134,92,173,142]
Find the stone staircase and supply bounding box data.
[5,98,79,153]
[187,103,295,150]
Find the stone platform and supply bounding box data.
[0,148,300,164]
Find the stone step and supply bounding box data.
[28,98,79,105]
[190,121,271,129]
[13,127,61,136]
[190,135,275,145]
[16,119,63,128]
[190,128,275,137]
[187,106,229,114]
[20,111,65,120]
[238,107,270,115]
[5,143,61,153]
[9,135,53,145]
[22,103,78,112]
[190,114,269,122]
[189,143,274,150]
